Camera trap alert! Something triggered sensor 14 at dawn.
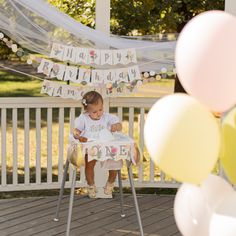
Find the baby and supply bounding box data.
[73,91,122,198]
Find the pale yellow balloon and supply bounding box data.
[67,144,84,168]
[220,106,236,184]
[144,94,221,184]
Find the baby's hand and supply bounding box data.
[78,136,88,143]
[73,128,81,139]
[110,123,122,132]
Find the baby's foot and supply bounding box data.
[104,181,115,195]
[87,185,97,198]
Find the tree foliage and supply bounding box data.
[49,0,225,35]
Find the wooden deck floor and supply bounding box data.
[0,194,181,236]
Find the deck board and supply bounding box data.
[0,194,181,236]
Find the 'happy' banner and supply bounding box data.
[38,58,141,85]
[50,43,137,66]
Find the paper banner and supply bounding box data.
[37,58,54,76]
[88,49,101,65]
[91,70,104,84]
[76,48,89,64]
[50,43,65,61]
[128,65,141,82]
[64,66,78,82]
[126,48,137,64]
[38,58,142,85]
[116,68,129,83]
[41,80,103,100]
[113,50,124,65]
[103,70,116,84]
[41,80,55,96]
[50,63,66,80]
[50,43,137,66]
[78,68,91,84]
[101,50,113,65]
[63,46,77,63]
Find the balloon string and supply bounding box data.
[0,64,44,81]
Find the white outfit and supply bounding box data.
[74,112,122,170]
[74,112,119,140]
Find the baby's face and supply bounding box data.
[87,99,104,120]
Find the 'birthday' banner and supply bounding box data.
[50,43,137,66]
[37,58,141,85]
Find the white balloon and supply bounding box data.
[201,174,234,210]
[210,192,236,236]
[174,175,234,236]
[174,183,211,236]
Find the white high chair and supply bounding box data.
[53,142,144,236]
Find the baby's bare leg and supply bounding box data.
[85,155,96,186]
[108,170,118,183]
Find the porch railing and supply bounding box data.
[0,97,181,192]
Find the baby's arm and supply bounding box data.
[73,128,87,142]
[74,115,88,142]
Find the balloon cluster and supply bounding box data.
[144,10,236,236]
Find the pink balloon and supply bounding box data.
[176,11,236,112]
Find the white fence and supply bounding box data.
[0,97,181,192]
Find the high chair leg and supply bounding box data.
[126,160,144,236]
[118,170,125,217]
[66,168,77,236]
[54,158,70,222]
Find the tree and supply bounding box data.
[110,0,225,35]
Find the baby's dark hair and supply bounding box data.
[82,91,103,110]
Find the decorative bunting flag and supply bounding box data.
[64,66,78,82]
[88,49,101,65]
[50,43,137,66]
[50,63,66,80]
[50,43,65,61]
[37,58,141,86]
[78,68,91,84]
[128,65,141,82]
[91,70,104,84]
[37,58,54,76]
[101,50,113,65]
[63,46,77,63]
[103,70,116,84]
[76,47,89,64]
[41,80,103,100]
[40,79,137,100]
[116,68,129,83]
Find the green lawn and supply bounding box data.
[0,70,43,97]
[0,69,174,97]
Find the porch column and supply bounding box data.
[94,0,112,198]
[95,0,110,34]
[225,0,236,16]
